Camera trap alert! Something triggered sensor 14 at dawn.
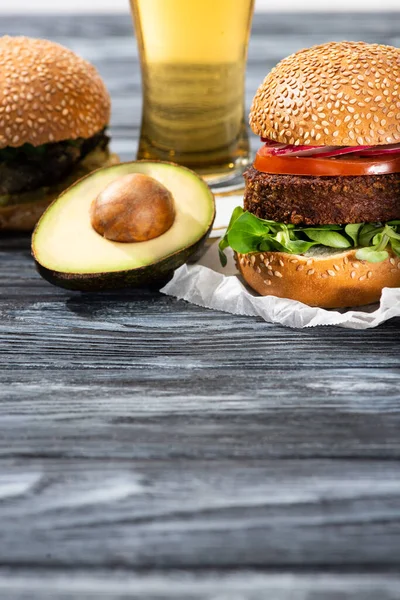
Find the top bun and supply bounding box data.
[0,36,111,149]
[249,41,400,147]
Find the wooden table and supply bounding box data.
[1,12,400,600]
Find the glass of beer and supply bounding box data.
[130,0,254,191]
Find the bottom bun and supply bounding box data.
[236,249,400,308]
[0,148,120,232]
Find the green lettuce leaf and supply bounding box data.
[355,247,389,263]
[304,229,351,248]
[218,207,400,266]
[345,224,362,246]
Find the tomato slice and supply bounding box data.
[254,145,400,177]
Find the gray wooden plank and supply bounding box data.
[0,369,399,459]
[0,459,400,568]
[0,569,400,600]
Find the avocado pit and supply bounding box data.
[90,172,175,243]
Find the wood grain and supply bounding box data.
[1,459,400,569]
[0,12,400,598]
[1,570,400,600]
[0,370,400,459]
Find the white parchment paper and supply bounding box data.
[161,241,400,329]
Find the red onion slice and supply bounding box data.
[315,146,373,158]
[276,146,344,157]
[260,137,400,159]
[262,144,331,157]
[260,137,285,146]
[357,144,400,157]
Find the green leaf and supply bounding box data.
[275,229,291,247]
[258,217,285,227]
[218,235,229,267]
[227,205,244,229]
[294,224,342,231]
[355,247,389,263]
[219,206,400,269]
[227,229,263,254]
[218,246,228,267]
[227,212,268,253]
[359,223,382,247]
[232,211,268,236]
[259,238,275,252]
[218,206,245,266]
[390,239,400,257]
[345,223,363,246]
[384,225,400,241]
[284,239,317,254]
[373,233,390,253]
[372,231,384,247]
[304,229,351,248]
[261,236,286,253]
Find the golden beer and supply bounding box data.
[130,0,254,183]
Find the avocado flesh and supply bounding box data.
[32,161,215,291]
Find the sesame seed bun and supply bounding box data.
[0,36,111,148]
[236,249,400,308]
[249,41,400,147]
[0,147,119,232]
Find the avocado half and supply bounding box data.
[32,161,215,291]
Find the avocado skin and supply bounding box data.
[34,220,213,292]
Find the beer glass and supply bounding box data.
[130,0,254,190]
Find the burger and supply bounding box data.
[219,41,400,308]
[0,36,119,231]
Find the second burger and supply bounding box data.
[0,36,119,231]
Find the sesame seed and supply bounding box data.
[333,264,340,271]
[297,265,304,272]
[390,258,396,265]
[351,271,356,279]
[249,41,400,147]
[250,255,256,265]
[307,269,315,275]
[367,271,373,279]
[327,270,336,277]
[352,262,360,269]
[0,36,110,149]
[279,259,284,267]
[290,259,298,264]
[359,275,366,281]
[263,279,272,286]
[274,271,283,278]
